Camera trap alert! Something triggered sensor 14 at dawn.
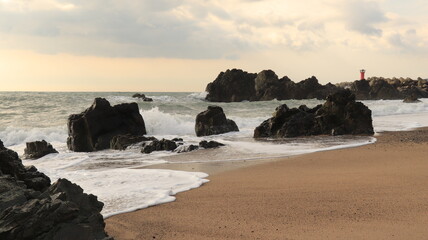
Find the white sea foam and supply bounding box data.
[2,92,428,218]
[23,156,208,218]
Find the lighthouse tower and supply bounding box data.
[360,69,366,80]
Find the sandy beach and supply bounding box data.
[106,128,428,240]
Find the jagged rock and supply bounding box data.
[205,69,342,102]
[67,98,146,152]
[349,79,371,100]
[23,140,58,160]
[403,95,421,103]
[110,135,157,150]
[132,93,153,102]
[141,139,178,154]
[0,140,50,192]
[195,106,239,137]
[0,141,112,240]
[368,79,401,99]
[199,140,225,149]
[254,90,374,138]
[205,69,257,102]
[174,145,199,153]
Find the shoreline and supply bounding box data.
[106,127,428,239]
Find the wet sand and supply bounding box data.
[106,128,428,239]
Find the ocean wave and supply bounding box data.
[0,126,67,147]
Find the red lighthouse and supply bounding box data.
[360,69,366,80]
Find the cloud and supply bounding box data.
[343,0,387,36]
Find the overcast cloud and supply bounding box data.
[0,0,427,58]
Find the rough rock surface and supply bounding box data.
[174,145,199,153]
[205,69,341,102]
[254,90,374,138]
[110,134,157,150]
[195,106,239,137]
[0,140,112,240]
[205,69,257,102]
[199,140,225,149]
[141,139,178,154]
[23,140,58,159]
[67,98,146,152]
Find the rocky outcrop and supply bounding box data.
[205,69,257,102]
[67,98,146,152]
[254,90,374,138]
[403,95,421,103]
[199,140,225,149]
[110,134,157,150]
[195,106,239,137]
[174,145,199,153]
[345,77,428,100]
[132,93,153,102]
[23,140,58,159]
[205,69,341,102]
[0,140,112,240]
[141,139,178,154]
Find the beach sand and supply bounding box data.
[105,128,428,240]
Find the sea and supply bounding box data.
[1,91,428,218]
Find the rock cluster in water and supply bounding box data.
[195,106,239,136]
[205,69,428,102]
[23,140,58,159]
[254,90,374,138]
[0,139,112,240]
[67,98,146,152]
[205,69,341,102]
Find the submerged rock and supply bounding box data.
[195,106,239,137]
[199,140,225,149]
[110,134,157,150]
[141,139,178,154]
[403,95,421,103]
[132,93,153,102]
[23,140,58,159]
[0,140,112,240]
[254,90,374,138]
[174,144,199,153]
[67,98,146,152]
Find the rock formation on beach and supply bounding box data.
[141,139,178,154]
[195,106,239,137]
[67,98,146,152]
[110,134,157,150]
[0,139,112,240]
[205,68,428,102]
[23,140,58,159]
[254,90,374,138]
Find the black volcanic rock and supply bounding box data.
[141,139,178,154]
[195,106,239,137]
[205,69,257,102]
[132,93,153,102]
[110,134,157,150]
[199,140,225,149]
[205,69,342,102]
[23,140,58,159]
[0,141,112,240]
[67,98,146,152]
[254,90,374,138]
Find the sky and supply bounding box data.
[0,0,427,92]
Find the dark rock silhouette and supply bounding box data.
[0,140,112,240]
[205,69,257,102]
[199,140,225,149]
[174,144,199,153]
[67,98,146,152]
[141,139,178,154]
[23,140,58,159]
[110,134,157,150]
[195,106,239,137]
[205,69,341,102]
[254,90,374,138]
[132,93,153,102]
